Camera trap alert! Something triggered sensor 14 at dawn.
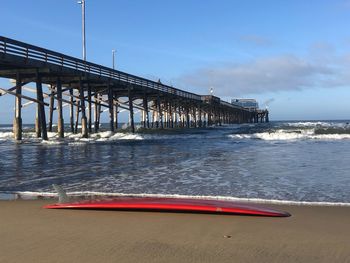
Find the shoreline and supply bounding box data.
[1,200,349,263]
[2,191,350,207]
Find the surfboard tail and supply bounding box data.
[52,184,70,204]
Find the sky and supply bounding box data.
[1,0,350,122]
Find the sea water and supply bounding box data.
[0,121,350,205]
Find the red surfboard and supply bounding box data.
[44,197,291,217]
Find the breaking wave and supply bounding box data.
[0,131,145,144]
[229,121,350,141]
[0,128,224,144]
[229,131,350,141]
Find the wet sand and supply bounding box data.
[0,200,349,263]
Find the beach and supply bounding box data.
[0,200,349,263]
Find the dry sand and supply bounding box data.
[0,200,349,263]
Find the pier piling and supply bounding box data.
[79,79,88,138]
[48,86,55,132]
[13,73,22,141]
[142,96,149,128]
[69,88,75,133]
[128,88,135,133]
[56,78,64,138]
[36,73,48,140]
[108,84,114,132]
[87,85,92,133]
[114,96,118,130]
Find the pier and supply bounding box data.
[0,36,268,141]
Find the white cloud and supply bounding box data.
[177,52,350,96]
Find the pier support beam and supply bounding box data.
[36,74,48,140]
[186,107,190,128]
[114,96,118,130]
[173,103,178,127]
[94,92,99,133]
[74,94,80,134]
[152,101,157,128]
[87,85,92,133]
[157,95,163,129]
[56,78,64,138]
[208,111,212,126]
[48,86,55,132]
[13,73,22,141]
[193,107,197,128]
[79,79,88,138]
[143,95,149,128]
[69,88,75,133]
[169,101,173,128]
[128,88,135,133]
[180,107,185,128]
[35,103,41,138]
[108,84,114,132]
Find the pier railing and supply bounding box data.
[0,36,257,112]
[0,36,201,101]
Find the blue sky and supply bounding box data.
[1,0,350,122]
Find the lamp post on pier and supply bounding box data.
[112,49,116,70]
[77,0,86,61]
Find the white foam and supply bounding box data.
[312,134,350,140]
[0,130,146,144]
[286,121,332,127]
[41,140,63,145]
[68,141,88,146]
[0,130,211,144]
[0,132,13,140]
[109,133,144,140]
[92,131,113,139]
[11,191,350,207]
[229,130,350,141]
[285,121,350,129]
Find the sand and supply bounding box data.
[0,200,349,263]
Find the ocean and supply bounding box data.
[0,120,350,205]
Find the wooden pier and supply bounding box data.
[0,36,268,141]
